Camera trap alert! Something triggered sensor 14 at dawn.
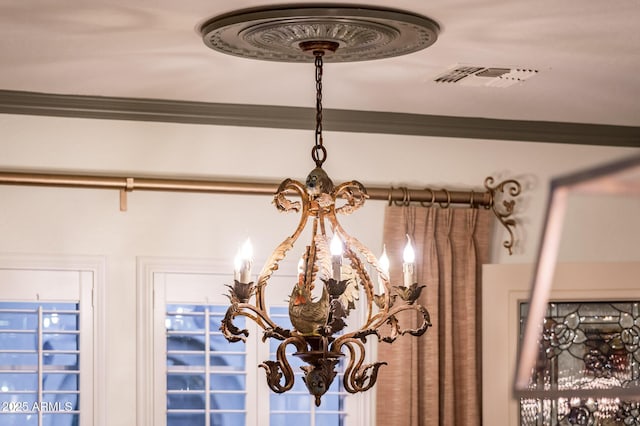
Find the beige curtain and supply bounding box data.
[375,205,492,426]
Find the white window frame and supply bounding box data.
[0,254,105,426]
[137,257,373,426]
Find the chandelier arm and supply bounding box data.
[333,338,387,394]
[335,300,431,347]
[333,327,382,350]
[256,179,310,311]
[365,311,392,332]
[377,303,432,342]
[399,303,432,336]
[259,336,307,393]
[236,304,279,332]
[220,302,283,343]
[220,303,250,343]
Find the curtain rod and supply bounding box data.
[0,171,521,254]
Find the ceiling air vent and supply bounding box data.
[435,66,538,87]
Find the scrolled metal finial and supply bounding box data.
[273,178,306,212]
[484,176,522,255]
[334,180,368,215]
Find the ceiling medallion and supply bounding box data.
[199,4,438,406]
[200,5,440,62]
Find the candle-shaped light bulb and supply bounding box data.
[378,245,390,294]
[402,235,415,287]
[297,256,305,285]
[234,238,253,283]
[330,233,343,282]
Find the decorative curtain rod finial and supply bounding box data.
[484,177,522,255]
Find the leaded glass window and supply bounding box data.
[519,301,640,425]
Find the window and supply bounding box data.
[165,303,248,426]
[141,259,371,426]
[0,302,80,426]
[519,301,640,425]
[150,267,258,426]
[482,262,640,425]
[0,257,100,426]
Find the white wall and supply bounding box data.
[1,113,638,425]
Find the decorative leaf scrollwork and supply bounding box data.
[373,293,396,310]
[484,176,522,255]
[262,326,291,342]
[349,327,381,343]
[401,304,432,337]
[220,304,249,343]
[334,180,368,215]
[374,302,431,343]
[337,339,387,394]
[381,315,400,343]
[272,178,306,213]
[352,362,387,390]
[260,360,286,391]
[259,337,306,393]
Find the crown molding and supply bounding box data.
[0,90,638,147]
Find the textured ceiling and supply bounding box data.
[1,0,639,129]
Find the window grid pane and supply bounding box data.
[166,304,247,426]
[0,302,80,425]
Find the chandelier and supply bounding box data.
[200,5,440,405]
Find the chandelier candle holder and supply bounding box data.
[203,5,441,405]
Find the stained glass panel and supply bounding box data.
[519,301,640,425]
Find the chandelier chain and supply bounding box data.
[312,52,327,168]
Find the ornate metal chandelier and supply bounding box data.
[200,5,440,405]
